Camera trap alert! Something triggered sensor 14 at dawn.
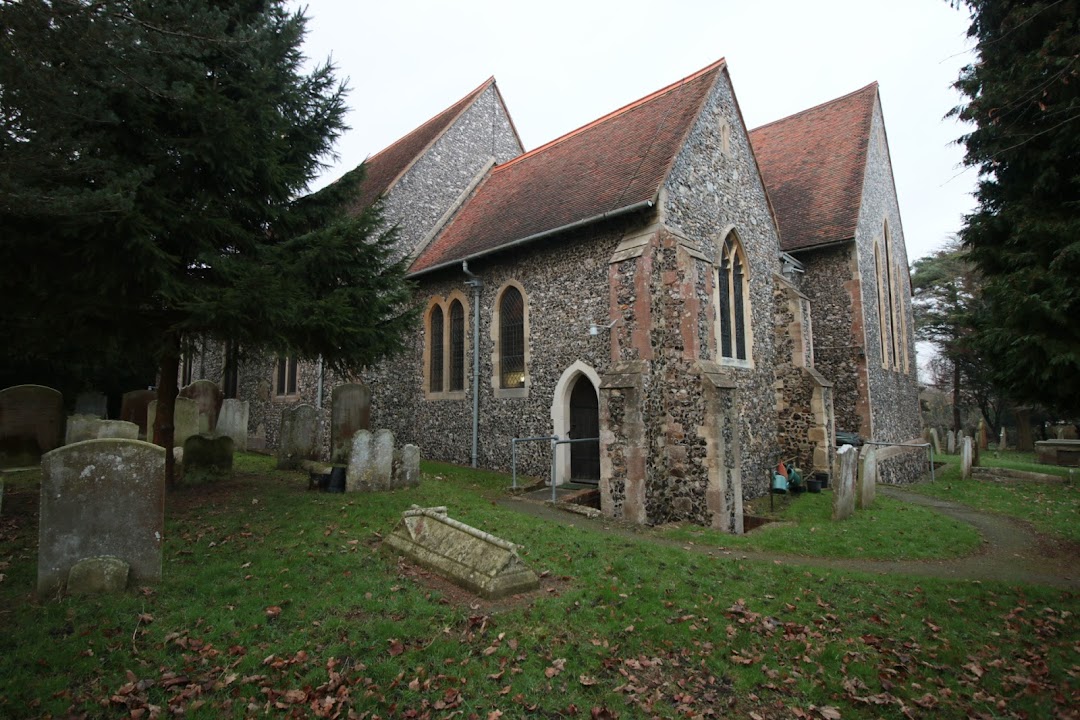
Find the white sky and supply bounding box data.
[297,0,978,262]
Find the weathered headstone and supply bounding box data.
[928,427,942,456]
[1035,439,1080,467]
[38,439,165,596]
[833,444,857,521]
[346,429,374,492]
[394,444,421,488]
[181,434,234,483]
[977,419,988,450]
[999,426,1007,450]
[857,446,877,509]
[74,391,108,419]
[146,397,199,449]
[67,556,130,594]
[946,430,956,456]
[179,380,224,435]
[960,436,973,480]
[216,399,249,452]
[0,384,65,469]
[66,416,139,444]
[384,506,539,599]
[277,403,318,469]
[120,389,156,437]
[330,383,371,464]
[373,429,394,489]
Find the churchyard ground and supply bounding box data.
[0,453,1075,719]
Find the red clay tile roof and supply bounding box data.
[748,83,878,252]
[409,60,726,275]
[347,78,500,214]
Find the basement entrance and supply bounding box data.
[569,375,600,482]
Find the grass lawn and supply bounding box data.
[0,455,1075,719]
[907,452,1080,543]
[660,491,982,561]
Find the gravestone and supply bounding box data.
[330,383,371,464]
[999,427,1007,450]
[74,392,108,419]
[372,429,395,489]
[833,444,857,521]
[0,384,65,469]
[146,397,199,449]
[1035,439,1080,467]
[68,556,129,594]
[66,416,139,444]
[857,446,877,509]
[977,419,988,450]
[120,389,156,437]
[216,399,249,452]
[960,436,973,480]
[946,430,956,455]
[394,444,421,488]
[277,403,318,469]
[179,380,224,435]
[182,434,234,483]
[928,427,942,456]
[38,439,165,596]
[346,429,374,492]
[384,506,539,599]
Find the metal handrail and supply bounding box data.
[550,436,599,502]
[510,436,556,489]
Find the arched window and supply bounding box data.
[429,305,444,392]
[874,240,888,368]
[716,232,750,363]
[449,299,465,392]
[499,286,525,388]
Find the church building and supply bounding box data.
[188,59,923,531]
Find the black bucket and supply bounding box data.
[807,478,822,493]
[328,466,346,493]
[814,471,829,489]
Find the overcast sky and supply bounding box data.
[297,0,978,263]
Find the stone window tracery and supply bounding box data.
[425,294,470,399]
[715,231,751,364]
[491,281,530,398]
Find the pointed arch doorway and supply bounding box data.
[569,375,600,482]
[552,362,602,486]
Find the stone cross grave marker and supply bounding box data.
[833,444,858,521]
[179,380,224,435]
[38,439,165,596]
[330,383,371,464]
[216,399,249,452]
[0,384,65,469]
[857,446,877,509]
[277,403,318,469]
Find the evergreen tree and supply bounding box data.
[0,1,415,482]
[949,0,1080,416]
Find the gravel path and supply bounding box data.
[499,485,1079,590]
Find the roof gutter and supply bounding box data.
[408,198,656,278]
[786,235,855,255]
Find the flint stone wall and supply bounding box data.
[38,439,165,595]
